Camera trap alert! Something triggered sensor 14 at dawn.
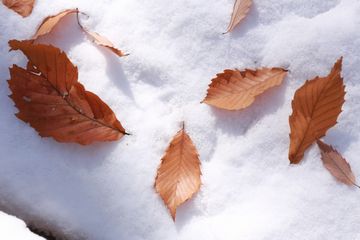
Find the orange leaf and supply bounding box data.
[84,30,128,57]
[32,9,78,39]
[154,124,202,220]
[224,0,252,33]
[8,40,127,145]
[317,140,358,188]
[31,9,127,57]
[289,58,345,164]
[202,67,287,110]
[2,0,35,17]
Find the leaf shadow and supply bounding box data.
[102,49,136,102]
[175,192,204,231]
[211,79,288,136]
[321,129,358,153]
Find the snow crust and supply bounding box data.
[1,0,360,239]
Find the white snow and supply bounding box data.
[1,0,360,239]
[0,212,44,239]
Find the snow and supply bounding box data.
[0,212,44,239]
[0,0,360,239]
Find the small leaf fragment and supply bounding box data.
[317,140,358,187]
[8,40,126,145]
[225,0,252,33]
[289,58,345,164]
[2,0,35,17]
[202,67,287,110]
[155,124,202,220]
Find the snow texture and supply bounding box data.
[1,0,360,239]
[0,212,44,239]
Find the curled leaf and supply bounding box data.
[2,0,35,17]
[317,140,358,188]
[225,0,252,33]
[289,58,345,164]
[8,40,127,145]
[155,124,201,220]
[202,67,287,110]
[32,9,78,39]
[31,9,127,57]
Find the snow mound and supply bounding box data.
[0,0,360,239]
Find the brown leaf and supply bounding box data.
[8,40,127,145]
[32,9,78,39]
[31,9,127,57]
[2,0,35,17]
[154,124,201,220]
[84,30,128,57]
[201,67,287,110]
[289,58,345,164]
[225,0,252,33]
[317,140,358,187]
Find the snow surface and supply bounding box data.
[1,0,360,239]
[0,212,44,239]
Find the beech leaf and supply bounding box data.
[32,9,78,40]
[84,30,128,57]
[8,40,127,145]
[31,9,127,57]
[2,0,35,17]
[154,124,202,220]
[201,67,287,110]
[289,58,345,164]
[225,0,252,33]
[317,140,359,188]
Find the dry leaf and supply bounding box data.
[155,124,201,220]
[225,0,252,33]
[84,30,128,57]
[202,67,287,110]
[31,9,127,57]
[2,0,34,17]
[8,40,127,145]
[317,140,359,187]
[32,9,78,39]
[289,58,345,164]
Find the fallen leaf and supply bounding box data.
[289,58,345,164]
[32,9,78,39]
[2,0,34,17]
[84,30,128,57]
[201,67,287,110]
[317,140,359,187]
[31,9,127,57]
[8,40,127,145]
[224,0,252,33]
[155,124,201,220]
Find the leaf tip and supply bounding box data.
[181,121,185,130]
[316,139,325,149]
[171,211,176,221]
